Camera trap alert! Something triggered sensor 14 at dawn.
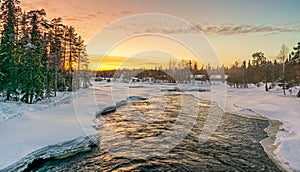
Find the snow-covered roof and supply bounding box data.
[209,75,228,80]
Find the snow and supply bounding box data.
[0,81,300,171]
[0,89,99,171]
[0,92,73,122]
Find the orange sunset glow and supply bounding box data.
[1,1,300,171]
[19,0,300,70]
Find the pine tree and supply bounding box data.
[77,46,90,88]
[64,26,77,91]
[20,9,47,103]
[0,0,21,100]
[286,42,300,85]
[252,52,267,83]
[242,60,248,88]
[47,18,64,96]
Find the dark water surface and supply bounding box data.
[37,94,281,172]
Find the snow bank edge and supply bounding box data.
[2,134,99,172]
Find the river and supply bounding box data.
[36,94,281,171]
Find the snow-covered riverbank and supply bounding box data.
[0,82,299,171]
[0,88,99,171]
[0,82,163,171]
[190,84,300,171]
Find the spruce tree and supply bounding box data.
[287,42,300,85]
[20,10,46,103]
[0,0,20,100]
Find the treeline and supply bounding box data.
[0,0,90,103]
[226,43,300,89]
[96,59,210,83]
[96,43,300,89]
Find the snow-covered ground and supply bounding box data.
[0,88,99,171]
[0,91,73,122]
[0,81,299,171]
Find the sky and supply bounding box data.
[20,0,300,70]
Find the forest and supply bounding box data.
[226,44,300,90]
[0,0,90,104]
[97,43,300,93]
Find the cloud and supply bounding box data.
[88,14,97,18]
[96,11,103,15]
[108,18,300,35]
[65,18,80,21]
[20,0,62,15]
[20,1,50,9]
[198,24,300,35]
[111,10,134,17]
[109,19,197,34]
[64,11,102,22]
[120,10,134,15]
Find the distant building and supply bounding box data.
[209,75,228,82]
[190,75,205,80]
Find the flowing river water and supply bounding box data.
[36,94,281,171]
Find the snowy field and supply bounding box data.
[0,81,299,171]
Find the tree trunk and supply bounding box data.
[265,82,269,91]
